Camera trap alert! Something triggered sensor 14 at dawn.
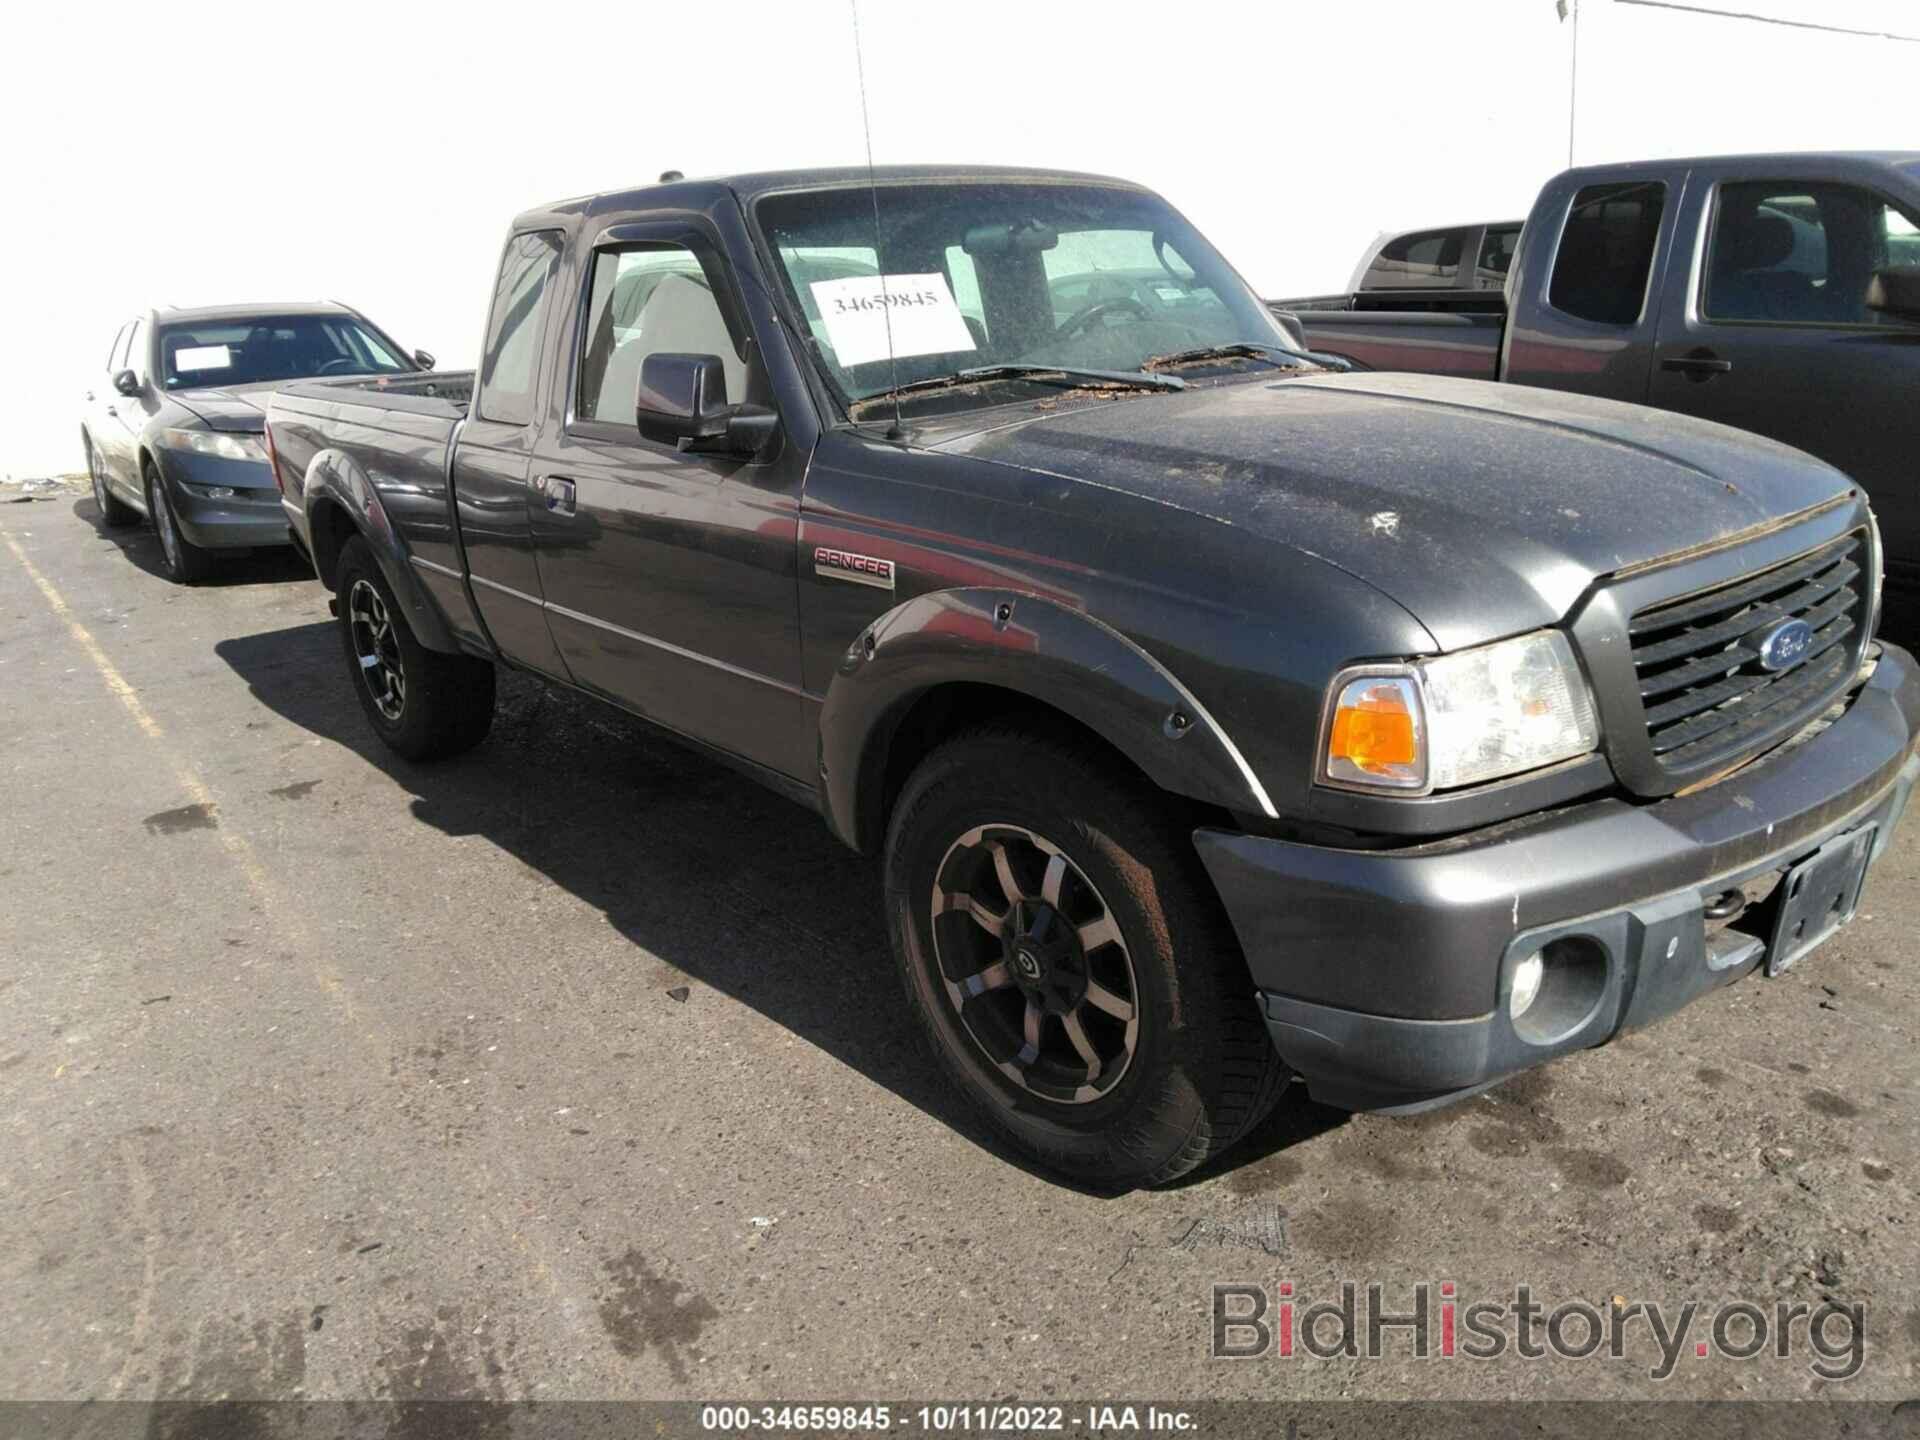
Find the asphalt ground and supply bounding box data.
[2,476,1916,1413]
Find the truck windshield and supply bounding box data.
[755,181,1296,411]
[157,314,413,390]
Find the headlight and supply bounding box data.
[1321,629,1600,793]
[161,427,267,462]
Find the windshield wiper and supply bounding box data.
[1142,342,1316,372]
[848,363,1184,417]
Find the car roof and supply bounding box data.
[516,164,1149,229]
[153,302,359,324]
[1568,150,1920,179]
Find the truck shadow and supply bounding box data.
[218,622,1342,1192]
[70,496,312,587]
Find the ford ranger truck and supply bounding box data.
[1285,151,1920,581]
[264,166,1920,1190]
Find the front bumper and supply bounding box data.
[1195,643,1920,1112]
[154,452,289,550]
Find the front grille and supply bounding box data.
[1628,532,1865,774]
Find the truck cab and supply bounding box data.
[269,166,1920,1191]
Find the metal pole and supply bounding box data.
[1568,0,1579,168]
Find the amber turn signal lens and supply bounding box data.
[1325,675,1425,788]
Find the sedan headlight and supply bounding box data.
[161,427,267,462]
[1321,630,1600,794]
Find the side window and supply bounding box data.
[574,244,745,426]
[107,323,131,373]
[1705,181,1920,327]
[1364,228,1464,290]
[1548,181,1666,326]
[1476,226,1520,289]
[124,320,148,382]
[477,230,563,426]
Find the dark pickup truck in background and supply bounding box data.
[266,165,1919,1189]
[1282,152,1920,580]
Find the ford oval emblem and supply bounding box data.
[1757,618,1815,672]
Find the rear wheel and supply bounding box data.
[86,436,138,528]
[335,536,495,761]
[145,461,212,583]
[884,728,1289,1189]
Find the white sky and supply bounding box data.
[1,0,1910,477]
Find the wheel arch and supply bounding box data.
[299,447,461,653]
[820,588,1277,854]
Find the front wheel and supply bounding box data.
[146,462,212,583]
[884,728,1289,1189]
[335,536,495,761]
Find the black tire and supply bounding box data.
[85,435,139,528]
[884,728,1289,1189]
[335,535,495,761]
[145,461,213,583]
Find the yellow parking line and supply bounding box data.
[1,530,351,1018]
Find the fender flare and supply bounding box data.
[819,587,1278,852]
[300,448,462,654]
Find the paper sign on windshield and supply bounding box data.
[173,345,233,372]
[809,274,976,368]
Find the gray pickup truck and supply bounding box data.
[1287,152,1920,580]
[266,165,1918,1189]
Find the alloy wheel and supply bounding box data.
[348,578,407,721]
[150,478,182,572]
[929,823,1140,1104]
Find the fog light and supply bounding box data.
[1509,951,1545,1018]
[205,486,237,500]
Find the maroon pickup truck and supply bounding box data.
[1284,152,1920,580]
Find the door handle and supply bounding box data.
[105,405,117,415]
[1661,349,1733,381]
[536,475,576,515]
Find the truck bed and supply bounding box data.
[1284,310,1503,379]
[274,369,475,421]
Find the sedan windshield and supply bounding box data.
[157,314,413,390]
[755,181,1300,413]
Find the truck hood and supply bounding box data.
[928,370,1855,650]
[170,379,296,432]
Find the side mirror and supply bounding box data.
[635,352,776,457]
[413,349,436,370]
[113,368,141,397]
[1866,265,1920,323]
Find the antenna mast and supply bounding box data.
[849,0,905,440]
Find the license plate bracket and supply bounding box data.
[1766,825,1876,977]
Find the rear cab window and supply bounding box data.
[477,231,564,426]
[1548,182,1667,325]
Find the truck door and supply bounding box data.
[527,224,810,781]
[1648,170,1920,577]
[456,229,572,678]
[1504,167,1684,404]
